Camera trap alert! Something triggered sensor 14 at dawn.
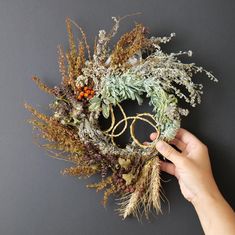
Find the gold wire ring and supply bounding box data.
[130,113,160,148]
[103,103,128,137]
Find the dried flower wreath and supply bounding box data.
[25,14,217,220]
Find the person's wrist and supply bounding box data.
[191,182,221,209]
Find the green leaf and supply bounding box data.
[88,97,101,111]
[90,96,101,104]
[127,88,136,100]
[102,103,110,119]
[135,94,143,105]
[107,97,116,104]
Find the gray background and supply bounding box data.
[0,0,234,234]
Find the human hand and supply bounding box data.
[150,128,219,204]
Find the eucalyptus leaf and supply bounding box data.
[89,97,101,111]
[135,94,143,105]
[102,103,110,119]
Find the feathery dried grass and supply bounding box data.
[110,23,146,67]
[103,184,118,206]
[62,165,99,177]
[68,18,91,61]
[117,157,162,219]
[57,45,68,85]
[32,76,55,95]
[87,176,113,192]
[149,157,162,214]
[64,18,88,93]
[75,41,86,77]
[24,103,84,155]
[117,159,153,219]
[87,176,118,206]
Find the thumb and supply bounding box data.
[156,140,181,164]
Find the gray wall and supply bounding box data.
[0,0,234,234]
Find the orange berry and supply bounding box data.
[80,91,84,96]
[86,90,91,95]
[91,90,95,95]
[84,86,88,91]
[84,93,88,98]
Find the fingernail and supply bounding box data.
[150,133,157,140]
[156,140,164,151]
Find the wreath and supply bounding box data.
[25,14,217,220]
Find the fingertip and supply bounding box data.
[150,132,158,140]
[156,140,181,164]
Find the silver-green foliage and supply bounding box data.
[89,48,217,141]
